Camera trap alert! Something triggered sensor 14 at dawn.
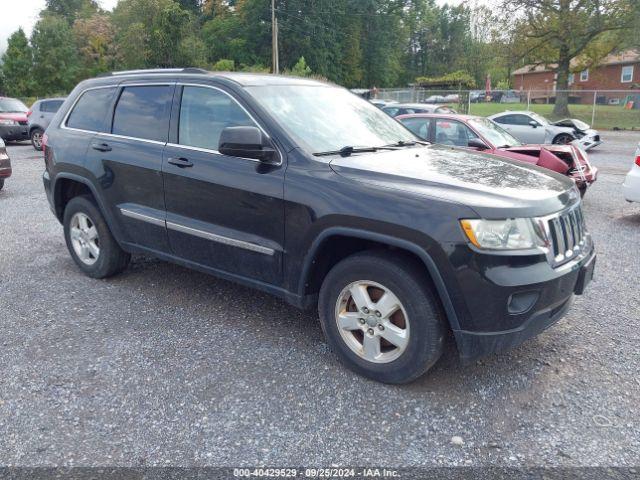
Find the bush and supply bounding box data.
[211,59,235,71]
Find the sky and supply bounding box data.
[0,0,468,56]
[0,0,118,54]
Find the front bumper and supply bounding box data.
[0,125,29,142]
[449,240,596,361]
[575,132,602,151]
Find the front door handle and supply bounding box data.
[91,142,112,152]
[168,157,194,168]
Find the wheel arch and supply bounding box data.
[52,173,121,232]
[29,124,44,135]
[298,227,461,331]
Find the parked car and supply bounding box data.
[44,69,595,384]
[382,102,457,117]
[469,90,484,103]
[0,97,29,142]
[424,95,446,103]
[369,99,396,109]
[623,142,640,203]
[397,113,597,195]
[27,97,65,151]
[499,90,521,103]
[489,111,602,150]
[0,137,12,190]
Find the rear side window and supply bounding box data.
[41,100,63,113]
[112,86,173,142]
[66,88,115,132]
[178,86,256,151]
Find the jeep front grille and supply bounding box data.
[546,205,587,266]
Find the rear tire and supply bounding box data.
[318,250,446,384]
[63,195,130,278]
[31,128,44,151]
[0,179,4,190]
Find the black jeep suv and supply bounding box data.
[43,69,595,383]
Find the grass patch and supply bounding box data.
[467,102,640,131]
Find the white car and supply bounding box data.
[488,111,602,150]
[623,142,640,203]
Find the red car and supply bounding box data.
[397,113,597,195]
[0,97,30,142]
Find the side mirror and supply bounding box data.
[468,138,489,150]
[529,120,539,128]
[218,126,276,162]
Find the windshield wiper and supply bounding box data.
[384,140,430,147]
[313,145,400,157]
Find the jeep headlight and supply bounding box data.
[0,119,18,126]
[460,218,546,250]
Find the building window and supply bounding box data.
[621,65,634,83]
[568,73,575,85]
[580,69,589,82]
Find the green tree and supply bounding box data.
[73,13,117,77]
[113,0,204,68]
[31,14,81,95]
[45,0,99,23]
[287,56,312,77]
[0,29,34,97]
[503,0,638,116]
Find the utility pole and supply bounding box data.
[271,0,279,74]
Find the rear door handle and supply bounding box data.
[91,142,112,152]
[168,157,193,168]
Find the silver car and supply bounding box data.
[488,111,602,150]
[27,97,65,151]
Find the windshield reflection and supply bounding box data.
[246,85,416,154]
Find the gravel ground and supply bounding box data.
[0,133,639,468]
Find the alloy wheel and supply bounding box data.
[334,280,410,364]
[32,131,43,149]
[69,212,100,265]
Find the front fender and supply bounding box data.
[297,226,462,332]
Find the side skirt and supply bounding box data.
[120,241,313,310]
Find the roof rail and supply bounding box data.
[97,67,209,77]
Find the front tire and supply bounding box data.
[0,179,4,190]
[63,195,130,278]
[553,133,574,145]
[31,128,44,151]
[318,251,446,384]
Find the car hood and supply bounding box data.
[0,112,28,122]
[329,145,577,219]
[552,118,591,132]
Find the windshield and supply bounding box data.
[468,117,522,147]
[529,112,549,126]
[245,85,417,154]
[0,98,28,113]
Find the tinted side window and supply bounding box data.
[112,86,173,142]
[66,88,116,132]
[492,115,510,125]
[178,86,256,151]
[401,117,431,140]
[511,114,533,126]
[42,100,63,113]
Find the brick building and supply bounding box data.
[512,50,640,105]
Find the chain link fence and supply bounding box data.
[373,88,640,130]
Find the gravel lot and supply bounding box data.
[0,133,639,468]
